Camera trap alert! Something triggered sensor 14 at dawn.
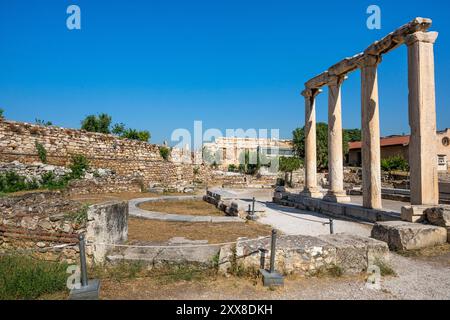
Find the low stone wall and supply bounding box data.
[86,201,128,263]
[0,192,128,264]
[218,233,389,276]
[0,161,70,180]
[274,192,400,223]
[65,175,143,195]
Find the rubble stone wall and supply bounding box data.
[0,192,128,264]
[0,120,197,188]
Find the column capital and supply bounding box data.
[328,75,348,87]
[405,31,438,46]
[301,88,322,99]
[355,54,382,68]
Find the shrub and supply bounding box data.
[35,119,53,126]
[380,156,409,172]
[120,128,151,142]
[0,108,4,120]
[35,142,47,163]
[69,154,89,179]
[0,255,68,300]
[41,172,70,190]
[193,166,200,175]
[0,172,27,193]
[228,164,238,172]
[159,146,170,161]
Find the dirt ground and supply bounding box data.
[138,199,224,216]
[127,218,273,244]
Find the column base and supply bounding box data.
[323,191,351,203]
[301,188,323,199]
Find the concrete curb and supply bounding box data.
[129,196,244,223]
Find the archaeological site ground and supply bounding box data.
[1,1,450,313]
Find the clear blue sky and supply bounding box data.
[0,0,449,145]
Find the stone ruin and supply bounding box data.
[276,17,450,251]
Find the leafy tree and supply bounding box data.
[0,109,4,120]
[293,123,361,170]
[112,123,126,135]
[81,113,112,134]
[279,156,302,187]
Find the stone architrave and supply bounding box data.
[406,31,439,206]
[324,75,351,203]
[357,55,382,210]
[301,88,323,198]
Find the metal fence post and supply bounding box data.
[252,197,256,216]
[329,219,334,235]
[269,229,277,273]
[69,233,100,300]
[79,233,88,287]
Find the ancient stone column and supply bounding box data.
[324,75,351,203]
[301,88,323,198]
[357,55,382,209]
[406,31,439,206]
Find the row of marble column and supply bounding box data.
[301,31,440,209]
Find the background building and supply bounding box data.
[202,137,294,169]
[347,129,450,172]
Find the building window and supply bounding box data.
[443,137,450,147]
[438,155,446,166]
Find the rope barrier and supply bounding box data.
[87,235,272,249]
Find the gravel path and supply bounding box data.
[101,253,450,300]
[218,188,373,237]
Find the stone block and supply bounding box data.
[401,205,429,223]
[371,221,447,251]
[425,206,450,227]
[319,233,389,274]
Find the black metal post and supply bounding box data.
[269,229,277,273]
[78,234,88,287]
[252,197,256,216]
[248,204,252,215]
[329,219,334,235]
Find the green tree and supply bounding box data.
[0,109,4,120]
[81,113,112,134]
[293,123,361,170]
[112,123,126,135]
[278,156,302,187]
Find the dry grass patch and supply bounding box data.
[128,218,273,244]
[138,199,223,216]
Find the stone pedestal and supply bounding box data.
[358,55,382,210]
[406,31,440,206]
[301,88,323,199]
